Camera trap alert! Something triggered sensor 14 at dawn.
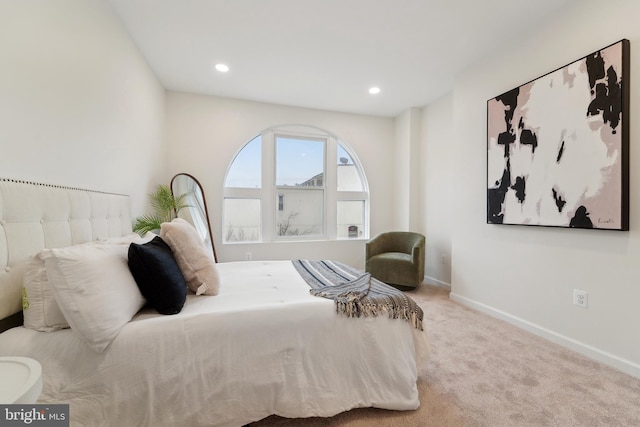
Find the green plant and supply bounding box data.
[133,185,189,235]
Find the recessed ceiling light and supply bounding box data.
[214,63,229,73]
[369,87,381,95]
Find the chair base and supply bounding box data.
[383,282,418,292]
[385,282,418,291]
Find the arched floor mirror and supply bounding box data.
[170,173,217,262]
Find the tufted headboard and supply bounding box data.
[0,179,132,327]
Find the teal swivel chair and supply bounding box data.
[365,231,425,291]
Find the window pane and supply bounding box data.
[276,189,323,237]
[337,201,364,239]
[337,144,364,191]
[276,137,324,187]
[225,135,262,188]
[224,198,261,242]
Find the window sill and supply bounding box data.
[223,237,369,245]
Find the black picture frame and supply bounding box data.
[487,39,629,230]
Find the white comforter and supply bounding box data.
[0,261,429,427]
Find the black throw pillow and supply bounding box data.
[128,236,187,315]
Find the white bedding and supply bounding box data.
[0,260,429,427]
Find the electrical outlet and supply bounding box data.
[441,255,447,265]
[573,289,588,308]
[245,252,252,261]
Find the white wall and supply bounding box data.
[0,0,166,217]
[393,108,423,231]
[450,0,640,377]
[419,94,453,286]
[166,92,395,268]
[393,110,411,230]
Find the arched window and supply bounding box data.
[223,125,369,242]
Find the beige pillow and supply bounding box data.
[160,218,220,296]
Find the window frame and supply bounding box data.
[223,126,369,244]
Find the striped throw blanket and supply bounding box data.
[292,260,423,330]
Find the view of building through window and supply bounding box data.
[275,136,325,237]
[224,198,260,242]
[223,126,368,242]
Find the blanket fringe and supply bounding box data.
[334,298,423,331]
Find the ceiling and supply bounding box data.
[106,0,576,117]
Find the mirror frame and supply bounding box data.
[170,173,218,262]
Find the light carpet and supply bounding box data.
[250,284,640,426]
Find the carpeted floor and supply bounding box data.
[250,284,640,426]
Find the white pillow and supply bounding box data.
[99,232,157,245]
[42,244,145,353]
[21,235,154,333]
[160,218,220,296]
[22,254,70,332]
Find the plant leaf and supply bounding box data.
[149,185,175,223]
[133,214,163,235]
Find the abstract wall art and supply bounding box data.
[487,39,629,230]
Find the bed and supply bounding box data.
[0,179,429,427]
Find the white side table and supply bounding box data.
[0,356,43,403]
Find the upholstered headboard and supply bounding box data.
[0,179,132,325]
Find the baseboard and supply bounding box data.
[450,292,640,380]
[424,275,451,290]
